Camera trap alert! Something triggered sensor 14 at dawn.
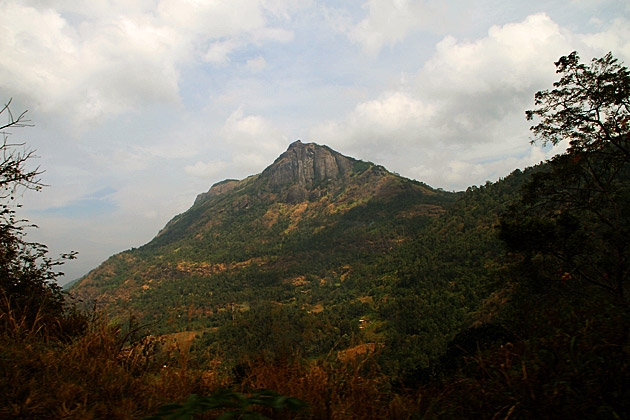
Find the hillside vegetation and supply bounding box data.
[71,141,457,343]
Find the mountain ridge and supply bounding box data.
[70,141,457,334]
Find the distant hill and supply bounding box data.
[71,141,457,336]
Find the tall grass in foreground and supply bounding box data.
[0,301,228,420]
[3,291,628,419]
[233,355,423,420]
[0,295,423,420]
[1,295,425,420]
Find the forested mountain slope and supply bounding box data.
[71,138,539,373]
[196,166,535,372]
[71,141,457,335]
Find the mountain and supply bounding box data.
[71,140,457,334]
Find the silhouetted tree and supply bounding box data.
[0,99,78,335]
[501,52,630,300]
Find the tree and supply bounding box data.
[0,99,78,336]
[500,52,630,301]
[526,51,630,157]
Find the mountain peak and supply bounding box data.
[287,139,304,149]
[262,141,356,190]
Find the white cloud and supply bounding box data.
[260,0,309,19]
[345,0,450,54]
[0,5,76,103]
[579,17,630,61]
[409,13,577,148]
[222,107,284,145]
[232,152,276,172]
[354,92,433,129]
[220,107,287,173]
[157,0,266,39]
[310,13,629,189]
[0,3,183,125]
[310,91,434,155]
[422,14,569,95]
[185,161,229,179]
[252,27,294,43]
[26,0,157,18]
[315,13,576,149]
[246,56,268,72]
[350,0,429,53]
[409,143,564,190]
[0,0,296,125]
[203,39,241,64]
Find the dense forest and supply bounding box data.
[1,52,629,419]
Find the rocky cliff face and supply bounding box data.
[193,179,240,205]
[261,140,355,189]
[192,141,355,206]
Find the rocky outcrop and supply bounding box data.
[194,179,240,205]
[261,140,355,190]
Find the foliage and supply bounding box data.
[234,356,422,420]
[502,52,630,300]
[195,302,358,363]
[526,51,630,155]
[376,170,531,378]
[423,292,630,419]
[0,310,232,419]
[477,51,630,418]
[0,99,82,339]
[144,389,307,420]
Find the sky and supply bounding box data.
[1,0,629,284]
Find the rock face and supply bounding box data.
[261,140,355,189]
[194,179,240,205]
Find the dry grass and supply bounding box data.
[1,298,429,420]
[0,295,441,420]
[236,354,423,420]
[0,307,229,420]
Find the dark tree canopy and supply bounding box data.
[526,51,630,158]
[501,52,630,301]
[0,99,79,337]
